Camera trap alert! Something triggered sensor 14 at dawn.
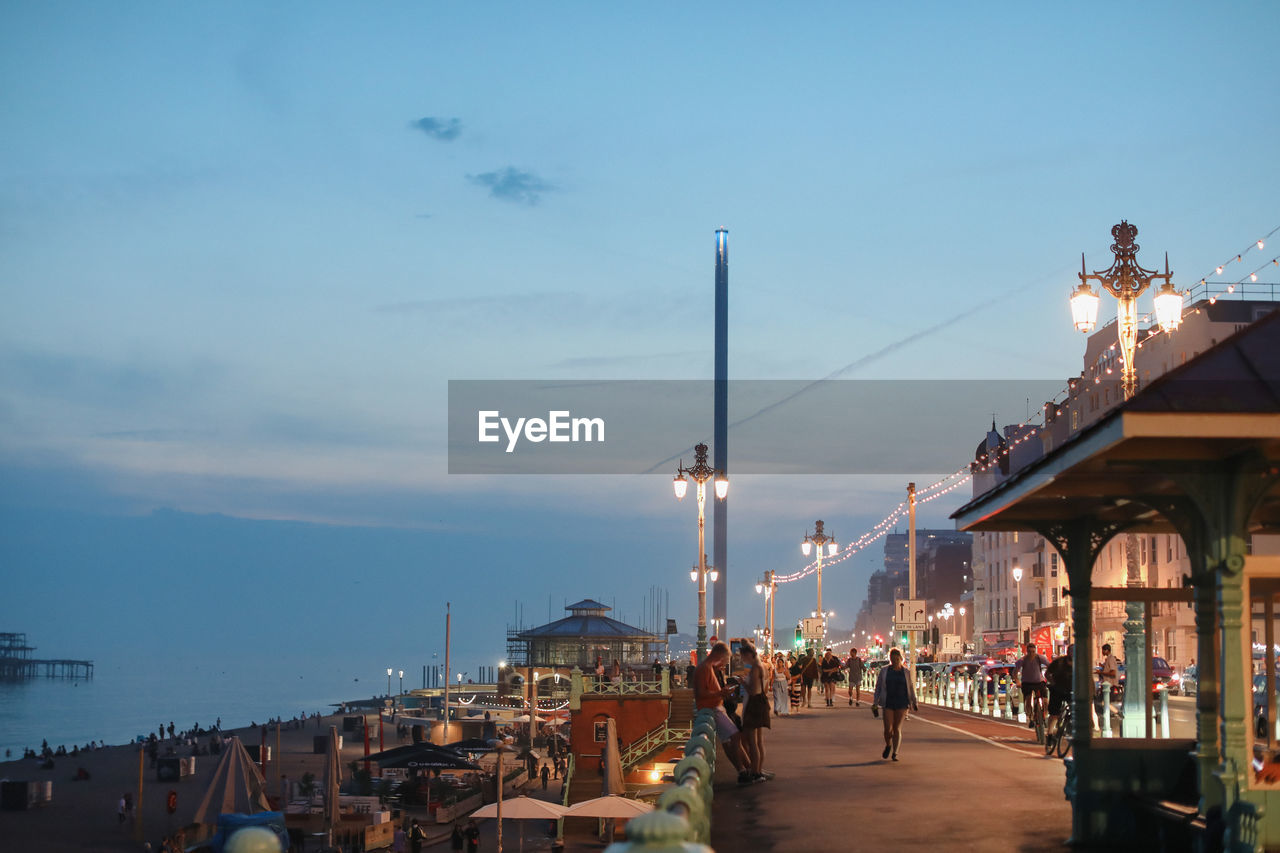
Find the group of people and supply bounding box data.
[692,641,926,771]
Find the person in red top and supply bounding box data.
[695,642,752,784]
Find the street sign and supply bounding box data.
[800,617,825,640]
[894,599,928,631]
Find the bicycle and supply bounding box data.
[1023,682,1048,745]
[1054,701,1074,758]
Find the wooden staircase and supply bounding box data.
[668,688,695,726]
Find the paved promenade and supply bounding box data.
[711,699,1077,852]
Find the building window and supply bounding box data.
[1051,552,1058,577]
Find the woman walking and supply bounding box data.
[738,643,772,780]
[872,647,918,761]
[771,652,791,716]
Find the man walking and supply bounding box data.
[846,648,865,707]
[694,641,752,785]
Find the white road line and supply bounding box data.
[912,713,1042,757]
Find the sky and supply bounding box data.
[1,3,1278,692]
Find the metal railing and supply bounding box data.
[604,708,717,852]
[620,722,693,771]
[581,673,669,697]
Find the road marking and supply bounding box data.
[913,713,1042,757]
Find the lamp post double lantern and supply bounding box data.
[1070,221,1182,400]
[801,520,838,621]
[755,571,776,654]
[674,442,728,660]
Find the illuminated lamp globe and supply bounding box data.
[1070,283,1100,333]
[827,541,838,557]
[709,569,719,583]
[673,474,688,501]
[225,827,282,853]
[755,582,764,595]
[714,475,729,500]
[1153,283,1183,333]
[801,539,812,557]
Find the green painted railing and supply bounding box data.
[620,722,693,771]
[604,708,717,852]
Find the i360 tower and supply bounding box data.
[713,228,728,637]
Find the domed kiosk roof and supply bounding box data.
[518,600,657,641]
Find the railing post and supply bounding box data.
[570,666,583,711]
[1101,682,1112,737]
[1158,686,1169,738]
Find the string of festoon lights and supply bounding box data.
[771,223,1277,589]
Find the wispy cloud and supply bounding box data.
[467,167,555,205]
[411,116,462,142]
[547,351,704,370]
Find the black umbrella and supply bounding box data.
[447,738,500,753]
[363,743,472,767]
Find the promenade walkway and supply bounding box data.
[710,700,1077,852]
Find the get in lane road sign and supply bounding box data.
[894,599,928,631]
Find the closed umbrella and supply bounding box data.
[323,725,342,842]
[192,736,270,827]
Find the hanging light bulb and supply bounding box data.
[1251,273,1258,282]
[1216,265,1224,275]
[1258,240,1266,250]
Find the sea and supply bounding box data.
[0,650,409,761]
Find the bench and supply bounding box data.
[1128,795,1206,852]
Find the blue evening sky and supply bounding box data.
[1,3,1277,688]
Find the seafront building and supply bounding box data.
[969,287,1280,665]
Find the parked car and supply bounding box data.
[1097,656,1177,701]
[942,661,984,697]
[977,663,1015,702]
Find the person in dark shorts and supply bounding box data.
[846,648,865,707]
[799,651,819,708]
[1045,644,1073,747]
[819,648,842,707]
[738,642,773,782]
[872,648,918,761]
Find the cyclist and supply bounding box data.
[1014,642,1049,729]
[1045,644,1073,747]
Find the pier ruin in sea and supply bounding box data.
[0,632,93,681]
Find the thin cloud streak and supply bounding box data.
[640,295,1004,473]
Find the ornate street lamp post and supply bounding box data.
[674,442,728,659]
[801,521,838,637]
[755,570,776,654]
[1071,221,1182,400]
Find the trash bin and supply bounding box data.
[156,757,181,782]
